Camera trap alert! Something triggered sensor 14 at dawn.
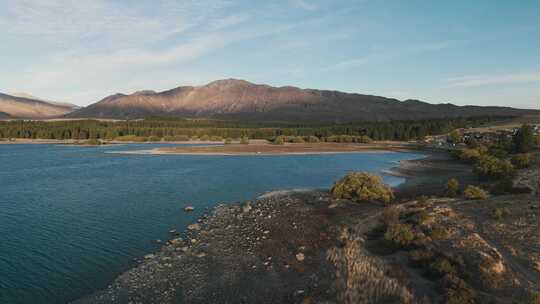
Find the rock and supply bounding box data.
[169,238,183,245]
[242,203,252,213]
[184,206,195,212]
[144,254,156,260]
[169,229,177,234]
[328,203,339,209]
[195,252,207,258]
[296,253,305,262]
[187,223,201,231]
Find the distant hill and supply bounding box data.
[0,92,78,119]
[67,79,537,123]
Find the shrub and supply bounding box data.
[492,207,511,219]
[446,179,460,197]
[474,155,515,179]
[199,135,210,141]
[411,209,431,225]
[290,136,304,143]
[448,130,462,144]
[331,172,394,204]
[513,124,536,153]
[384,224,415,247]
[456,148,484,163]
[307,136,320,143]
[464,185,489,200]
[429,226,450,240]
[416,196,431,208]
[430,259,457,277]
[528,290,540,304]
[381,206,400,226]
[240,136,249,144]
[511,153,535,169]
[209,135,223,141]
[224,138,233,144]
[148,135,161,142]
[273,136,285,145]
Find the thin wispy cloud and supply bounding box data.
[446,72,540,88]
[289,0,317,11]
[326,40,461,71]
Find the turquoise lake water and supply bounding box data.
[0,143,423,304]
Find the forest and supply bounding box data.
[0,116,507,142]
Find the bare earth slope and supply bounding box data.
[67,79,536,123]
[0,92,77,119]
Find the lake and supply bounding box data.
[0,143,423,304]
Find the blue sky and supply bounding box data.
[0,0,539,108]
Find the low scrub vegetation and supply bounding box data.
[384,224,415,247]
[446,178,460,197]
[473,155,515,179]
[511,153,535,169]
[464,185,489,200]
[331,172,394,204]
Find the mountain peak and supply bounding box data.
[205,79,254,88]
[65,80,537,122]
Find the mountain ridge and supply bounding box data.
[36,79,540,122]
[0,92,78,119]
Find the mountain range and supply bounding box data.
[0,92,78,119]
[2,79,537,122]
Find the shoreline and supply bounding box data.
[73,148,468,303]
[144,142,418,156]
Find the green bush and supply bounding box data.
[224,138,233,144]
[331,172,394,204]
[511,153,535,169]
[199,135,210,141]
[273,136,285,145]
[384,224,415,247]
[492,207,511,219]
[446,179,460,197]
[431,259,458,277]
[209,135,223,141]
[429,226,450,240]
[513,124,536,153]
[464,185,489,200]
[448,130,462,144]
[474,155,515,179]
[147,135,161,142]
[456,148,485,163]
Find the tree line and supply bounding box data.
[0,116,505,142]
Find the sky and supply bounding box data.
[0,0,539,108]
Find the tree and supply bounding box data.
[331,172,394,204]
[513,124,535,153]
[448,130,462,144]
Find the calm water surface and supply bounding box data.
[0,143,423,304]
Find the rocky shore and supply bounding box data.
[73,150,539,303]
[74,190,378,304]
